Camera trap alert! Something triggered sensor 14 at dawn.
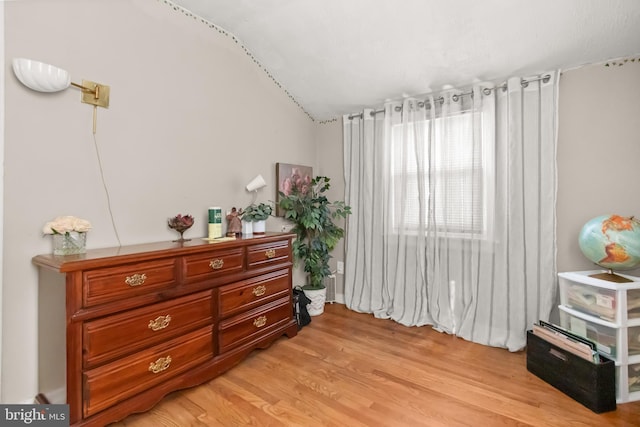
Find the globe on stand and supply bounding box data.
[578,214,640,283]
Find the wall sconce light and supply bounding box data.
[12,58,110,134]
[246,174,267,205]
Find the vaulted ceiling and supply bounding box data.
[171,0,640,121]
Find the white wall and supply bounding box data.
[315,119,347,301]
[0,1,5,403]
[557,60,640,274]
[3,0,317,403]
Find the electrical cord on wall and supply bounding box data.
[92,133,122,247]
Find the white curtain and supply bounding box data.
[343,72,558,351]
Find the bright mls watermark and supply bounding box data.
[0,405,69,426]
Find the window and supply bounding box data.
[390,110,488,237]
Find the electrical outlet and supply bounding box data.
[337,261,344,275]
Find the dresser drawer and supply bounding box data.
[83,290,214,369]
[83,259,178,307]
[83,326,214,418]
[182,248,244,283]
[247,240,290,270]
[219,270,290,318]
[218,298,291,353]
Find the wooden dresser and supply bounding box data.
[32,233,298,426]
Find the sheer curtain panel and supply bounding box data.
[343,72,558,351]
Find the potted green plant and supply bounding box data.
[278,175,351,315]
[242,202,273,234]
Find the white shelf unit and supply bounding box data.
[558,270,640,404]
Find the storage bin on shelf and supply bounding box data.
[559,305,640,362]
[629,364,640,394]
[615,362,640,402]
[558,270,640,403]
[559,306,619,359]
[632,332,640,361]
[558,271,640,323]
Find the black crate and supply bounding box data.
[526,330,616,413]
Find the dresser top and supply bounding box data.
[33,232,295,272]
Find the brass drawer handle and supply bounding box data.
[253,315,267,328]
[125,273,147,287]
[209,259,224,270]
[148,355,171,374]
[148,315,172,331]
[265,249,276,259]
[252,285,267,297]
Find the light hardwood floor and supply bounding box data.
[112,303,640,426]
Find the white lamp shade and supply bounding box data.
[12,58,71,92]
[246,174,267,192]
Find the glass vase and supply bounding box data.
[52,232,87,255]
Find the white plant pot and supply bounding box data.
[303,287,327,316]
[242,220,253,236]
[253,220,266,234]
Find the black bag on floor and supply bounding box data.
[292,287,312,329]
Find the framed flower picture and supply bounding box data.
[276,163,313,216]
